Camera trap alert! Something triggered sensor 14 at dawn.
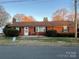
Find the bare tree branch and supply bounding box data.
[0,5,10,27]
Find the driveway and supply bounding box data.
[0,45,78,59]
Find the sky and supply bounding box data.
[0,0,73,21]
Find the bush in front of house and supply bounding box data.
[45,30,75,37]
[3,24,19,37]
[57,33,75,37]
[45,30,57,37]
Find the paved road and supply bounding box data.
[0,45,78,59]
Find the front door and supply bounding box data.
[24,27,29,35]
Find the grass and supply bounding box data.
[0,36,79,46]
[0,37,19,45]
[39,39,72,42]
[22,37,75,42]
[36,37,73,42]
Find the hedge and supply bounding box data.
[45,30,79,37]
[45,30,57,37]
[3,25,19,37]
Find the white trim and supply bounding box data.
[36,26,46,32]
[24,27,29,35]
[63,26,68,32]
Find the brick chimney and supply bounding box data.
[13,18,16,23]
[43,17,48,22]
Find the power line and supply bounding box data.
[0,0,50,4]
[0,0,36,4]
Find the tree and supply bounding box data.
[53,8,68,21]
[0,5,10,33]
[3,24,19,37]
[0,5,10,27]
[22,16,35,22]
[52,8,79,21]
[13,14,25,22]
[13,14,36,22]
[66,13,79,21]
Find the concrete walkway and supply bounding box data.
[19,35,50,40]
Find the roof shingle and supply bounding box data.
[10,21,74,27]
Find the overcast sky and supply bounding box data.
[0,0,73,21]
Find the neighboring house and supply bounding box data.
[10,18,76,36]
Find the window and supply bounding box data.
[63,26,68,32]
[16,18,21,22]
[36,26,46,32]
[16,27,19,30]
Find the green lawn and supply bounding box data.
[0,36,79,46]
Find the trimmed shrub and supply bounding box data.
[45,30,76,37]
[57,33,75,37]
[3,25,19,37]
[45,30,57,37]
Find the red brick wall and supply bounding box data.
[47,26,75,33]
[19,27,24,36]
[47,26,63,33]
[53,26,63,33]
[29,27,35,35]
[35,32,45,35]
[29,27,46,35]
[47,26,53,30]
[68,27,75,33]
[19,26,75,36]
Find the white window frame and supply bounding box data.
[16,27,19,30]
[63,26,68,32]
[36,26,46,32]
[16,18,21,22]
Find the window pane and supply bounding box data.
[63,26,68,32]
[16,27,19,30]
[36,26,45,32]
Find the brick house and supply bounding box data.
[10,18,76,36]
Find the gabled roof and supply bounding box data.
[10,21,74,27]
